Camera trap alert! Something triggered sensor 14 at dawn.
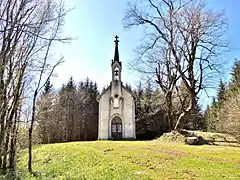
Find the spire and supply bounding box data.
[114,35,119,62]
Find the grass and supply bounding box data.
[3,141,240,180]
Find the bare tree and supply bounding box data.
[154,46,181,130]
[217,90,240,141]
[0,0,70,173]
[123,0,228,130]
[28,59,63,173]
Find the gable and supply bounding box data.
[122,85,136,100]
[97,85,111,101]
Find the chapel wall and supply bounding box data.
[122,88,136,139]
[98,88,110,139]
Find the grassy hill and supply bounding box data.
[4,141,240,179]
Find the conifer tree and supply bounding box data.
[43,79,53,95]
[217,79,226,104]
[231,59,240,86]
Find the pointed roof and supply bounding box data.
[114,35,119,62]
[97,82,136,101]
[112,35,122,66]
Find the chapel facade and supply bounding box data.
[97,36,136,140]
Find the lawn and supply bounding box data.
[4,141,240,179]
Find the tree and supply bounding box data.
[35,77,99,143]
[217,79,226,104]
[217,91,240,141]
[0,0,70,173]
[231,59,240,86]
[204,97,219,132]
[123,0,227,130]
[228,59,240,95]
[175,82,204,130]
[43,79,53,95]
[134,81,168,139]
[36,89,55,144]
[24,0,69,173]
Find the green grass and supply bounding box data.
[5,141,240,179]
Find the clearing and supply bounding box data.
[4,141,240,179]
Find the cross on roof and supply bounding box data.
[114,35,119,43]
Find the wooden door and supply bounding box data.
[111,117,122,140]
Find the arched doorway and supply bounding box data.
[111,117,122,140]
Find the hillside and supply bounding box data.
[3,141,240,180]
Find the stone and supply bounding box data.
[186,136,205,145]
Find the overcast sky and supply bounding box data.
[52,0,240,108]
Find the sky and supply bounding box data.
[52,0,240,107]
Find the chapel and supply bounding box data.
[97,36,136,140]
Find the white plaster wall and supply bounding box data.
[98,88,111,139]
[98,86,136,140]
[122,88,136,139]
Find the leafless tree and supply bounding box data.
[217,90,240,141]
[154,46,181,130]
[0,0,70,173]
[123,0,228,130]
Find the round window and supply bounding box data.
[114,94,119,98]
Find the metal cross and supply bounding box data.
[114,35,119,43]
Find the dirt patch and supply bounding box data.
[103,148,114,155]
[103,148,114,152]
[166,150,186,157]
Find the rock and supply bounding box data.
[185,136,205,145]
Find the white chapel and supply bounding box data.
[97,36,136,140]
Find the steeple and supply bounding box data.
[111,35,122,82]
[114,35,119,62]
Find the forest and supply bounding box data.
[30,58,240,144]
[0,0,239,178]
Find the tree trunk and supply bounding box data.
[28,94,37,173]
[2,129,10,169]
[9,113,18,170]
[174,102,192,130]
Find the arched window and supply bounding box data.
[111,116,122,140]
[114,67,119,80]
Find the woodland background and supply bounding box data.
[0,0,239,176]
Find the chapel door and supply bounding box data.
[111,117,122,140]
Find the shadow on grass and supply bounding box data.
[0,168,42,180]
[0,169,20,180]
[208,142,240,148]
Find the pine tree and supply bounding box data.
[93,82,98,94]
[43,78,53,95]
[229,59,240,95]
[135,82,144,120]
[79,81,84,89]
[65,77,77,141]
[231,59,240,86]
[89,80,94,93]
[66,76,75,90]
[217,79,226,104]
[204,97,219,132]
[36,88,55,144]
[84,77,90,89]
[143,81,153,114]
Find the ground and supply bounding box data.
[4,140,240,180]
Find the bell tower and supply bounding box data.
[111,35,122,82]
[111,35,122,108]
[97,35,136,140]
